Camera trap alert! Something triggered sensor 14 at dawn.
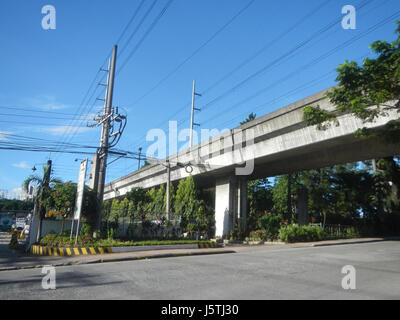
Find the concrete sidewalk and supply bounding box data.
[0,236,398,272]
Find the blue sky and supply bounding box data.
[1,0,400,198]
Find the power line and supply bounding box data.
[126,0,256,107]
[0,105,79,116]
[122,0,332,152]
[51,0,155,161]
[121,5,392,173]
[115,0,147,48]
[199,0,331,97]
[200,8,400,128]
[0,112,96,121]
[117,0,175,76]
[118,0,158,58]
[199,0,375,113]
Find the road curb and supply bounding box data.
[84,249,236,265]
[30,245,113,256]
[30,242,219,256]
[310,238,398,247]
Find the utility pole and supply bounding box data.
[94,45,118,238]
[189,80,201,148]
[138,147,142,170]
[166,160,170,221]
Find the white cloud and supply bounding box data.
[10,188,25,200]
[0,131,11,141]
[21,95,68,111]
[12,161,29,169]
[41,103,66,110]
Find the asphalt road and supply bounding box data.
[0,241,399,300]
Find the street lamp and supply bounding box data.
[146,158,194,221]
[31,162,47,173]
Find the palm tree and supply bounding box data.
[23,163,62,242]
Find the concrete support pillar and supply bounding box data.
[237,177,248,233]
[296,186,309,226]
[215,176,248,238]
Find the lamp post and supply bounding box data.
[146,158,194,221]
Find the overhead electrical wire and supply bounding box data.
[50,0,159,161]
[198,0,374,114]
[117,0,175,76]
[121,1,395,174]
[117,0,158,58]
[201,9,400,129]
[122,0,334,152]
[53,0,174,163]
[126,0,257,107]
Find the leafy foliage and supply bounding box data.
[0,199,33,211]
[279,225,325,243]
[303,21,400,142]
[174,176,214,236]
[247,179,273,233]
[257,214,282,240]
[240,112,257,125]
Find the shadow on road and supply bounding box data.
[0,269,125,290]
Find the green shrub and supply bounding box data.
[39,236,212,248]
[247,230,268,241]
[108,228,116,240]
[80,223,93,236]
[186,223,195,232]
[40,234,75,247]
[257,214,282,240]
[142,220,152,230]
[279,225,325,243]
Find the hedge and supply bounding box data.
[39,234,213,248]
[278,225,325,243]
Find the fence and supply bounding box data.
[101,212,183,240]
[309,223,359,238]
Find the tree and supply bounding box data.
[302,21,400,228]
[0,199,33,211]
[174,176,214,236]
[42,182,75,235]
[271,164,379,227]
[23,163,62,242]
[109,199,120,224]
[303,21,400,141]
[40,182,98,234]
[240,112,257,125]
[126,188,149,212]
[247,179,273,232]
[272,175,298,221]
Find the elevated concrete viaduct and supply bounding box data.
[104,88,400,237]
